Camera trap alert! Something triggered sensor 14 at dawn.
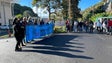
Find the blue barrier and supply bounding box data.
[25,23,54,42]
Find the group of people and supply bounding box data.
[66,19,94,33]
[13,17,53,51]
[95,18,112,34]
[65,18,112,34]
[13,17,112,51]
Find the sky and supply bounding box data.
[19,0,33,8]
[79,0,101,11]
[19,0,101,11]
[19,0,101,18]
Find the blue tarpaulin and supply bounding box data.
[25,23,54,42]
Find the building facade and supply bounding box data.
[0,0,12,25]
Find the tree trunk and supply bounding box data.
[68,0,72,20]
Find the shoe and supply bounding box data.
[22,42,26,46]
[22,44,26,46]
[15,48,22,51]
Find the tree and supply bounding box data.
[90,12,112,22]
[32,0,81,20]
[32,0,61,19]
[68,0,72,20]
[61,0,81,20]
[70,0,81,20]
[15,14,23,18]
[102,0,108,2]
[32,0,40,6]
[14,3,37,17]
[14,3,22,15]
[82,1,105,20]
[23,10,33,17]
[61,0,68,20]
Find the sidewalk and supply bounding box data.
[0,29,13,39]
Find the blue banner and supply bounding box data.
[25,23,54,42]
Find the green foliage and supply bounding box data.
[82,1,104,20]
[32,0,40,6]
[81,0,112,22]
[32,0,62,19]
[61,0,68,20]
[15,14,23,18]
[23,10,33,17]
[107,12,112,16]
[14,3,37,17]
[14,3,22,15]
[51,10,63,21]
[61,0,81,20]
[54,26,66,33]
[32,0,81,20]
[90,12,112,22]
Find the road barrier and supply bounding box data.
[25,23,54,42]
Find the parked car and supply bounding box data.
[0,25,10,29]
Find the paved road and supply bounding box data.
[0,33,112,63]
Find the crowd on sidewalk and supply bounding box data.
[13,17,54,51]
[65,18,112,35]
[65,19,94,33]
[5,17,112,51]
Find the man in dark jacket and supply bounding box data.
[14,18,25,51]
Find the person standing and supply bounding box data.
[66,19,70,32]
[27,17,34,25]
[85,21,89,32]
[21,17,27,46]
[89,20,94,33]
[108,18,112,35]
[102,18,108,33]
[73,20,78,32]
[14,18,25,51]
[78,21,83,32]
[40,19,44,25]
[96,20,102,33]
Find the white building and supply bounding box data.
[0,0,12,25]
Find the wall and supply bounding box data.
[0,0,12,25]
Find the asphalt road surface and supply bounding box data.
[0,33,112,63]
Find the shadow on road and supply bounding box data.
[23,34,94,59]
